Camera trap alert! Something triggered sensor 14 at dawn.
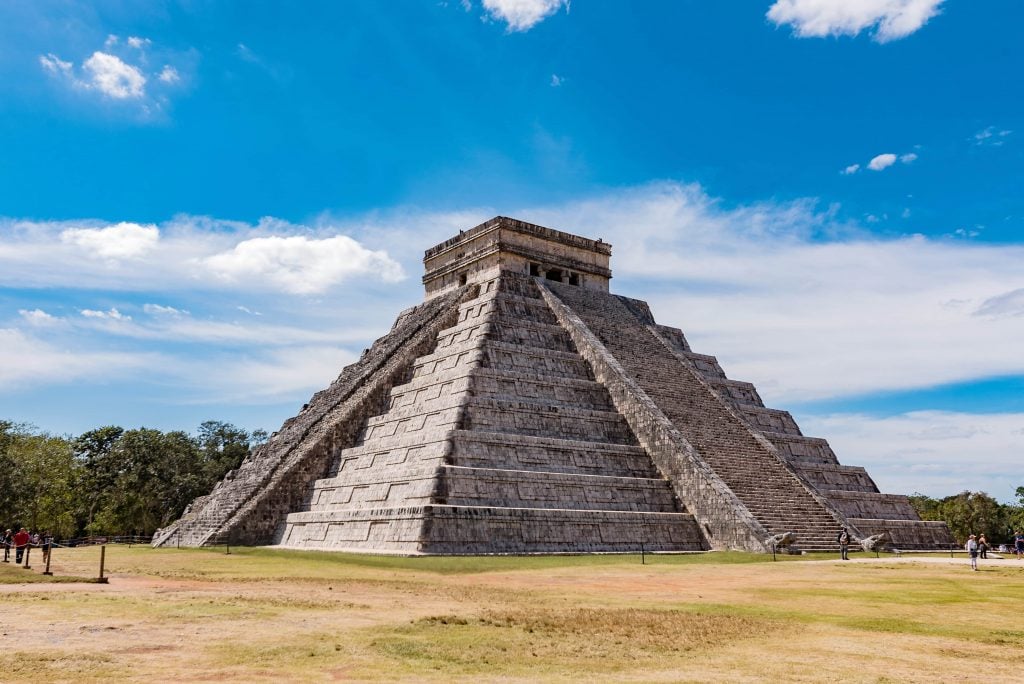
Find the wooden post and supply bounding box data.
[42,544,52,576]
[97,544,109,584]
[640,542,645,565]
[22,545,31,570]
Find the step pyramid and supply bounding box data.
[155,216,954,553]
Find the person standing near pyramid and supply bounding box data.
[965,535,979,571]
[837,528,850,560]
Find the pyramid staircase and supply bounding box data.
[278,271,706,553]
[543,281,847,551]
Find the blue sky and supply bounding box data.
[1,1,1022,501]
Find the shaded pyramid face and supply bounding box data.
[280,271,707,553]
[157,216,954,553]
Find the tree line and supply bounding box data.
[0,419,265,538]
[909,489,1024,545]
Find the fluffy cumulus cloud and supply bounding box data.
[0,216,406,295]
[61,222,160,259]
[37,35,187,114]
[18,309,58,326]
[81,51,146,99]
[481,0,568,32]
[767,0,944,42]
[201,234,403,295]
[843,151,917,174]
[81,307,131,321]
[867,152,897,170]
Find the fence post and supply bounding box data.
[42,543,53,576]
[97,544,108,584]
[22,545,31,570]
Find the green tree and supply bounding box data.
[72,426,125,531]
[935,491,1006,544]
[93,428,204,535]
[196,420,251,486]
[5,429,79,536]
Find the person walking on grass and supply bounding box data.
[977,534,988,560]
[1015,531,1024,560]
[13,527,29,564]
[837,527,850,561]
[966,534,979,571]
[2,529,11,563]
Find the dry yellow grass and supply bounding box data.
[2,546,1022,682]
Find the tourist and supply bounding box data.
[13,527,29,564]
[837,527,850,560]
[1015,531,1024,559]
[977,534,988,559]
[41,531,53,565]
[965,535,979,571]
[2,529,11,563]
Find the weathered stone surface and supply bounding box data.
[160,215,954,553]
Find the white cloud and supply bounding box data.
[0,216,406,294]
[82,51,147,99]
[767,0,944,43]
[237,306,263,316]
[841,163,860,175]
[975,288,1024,318]
[186,346,359,402]
[801,411,1024,501]
[81,307,131,321]
[550,73,564,87]
[0,328,155,387]
[18,309,59,326]
[481,0,568,32]
[867,153,897,171]
[899,152,918,164]
[973,126,1013,147]
[201,234,404,295]
[61,222,160,260]
[126,36,151,49]
[158,66,181,84]
[39,53,72,77]
[144,303,188,317]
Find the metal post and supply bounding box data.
[772,542,777,562]
[22,545,31,570]
[42,543,52,576]
[97,544,108,584]
[176,530,180,549]
[226,540,230,555]
[640,542,645,565]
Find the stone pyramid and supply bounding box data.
[155,217,953,554]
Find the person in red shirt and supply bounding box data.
[13,528,29,564]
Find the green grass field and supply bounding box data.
[2,546,1022,682]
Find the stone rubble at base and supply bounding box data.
[154,216,955,554]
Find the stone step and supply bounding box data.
[447,430,659,478]
[436,465,680,512]
[461,396,637,445]
[280,505,707,554]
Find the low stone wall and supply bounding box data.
[850,518,957,550]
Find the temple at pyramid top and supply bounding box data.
[423,216,612,298]
[156,215,954,555]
